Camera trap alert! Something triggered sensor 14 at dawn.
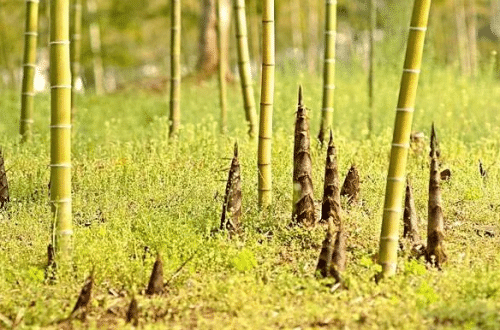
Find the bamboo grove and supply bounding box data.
[1,0,479,315]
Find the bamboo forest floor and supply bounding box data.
[1,65,500,329]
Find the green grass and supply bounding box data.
[0,63,499,329]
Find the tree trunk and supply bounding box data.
[197,0,232,81]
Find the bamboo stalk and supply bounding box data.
[169,0,181,138]
[86,0,104,95]
[50,0,72,260]
[318,0,337,144]
[233,0,258,138]
[257,0,275,209]
[70,0,82,120]
[377,0,431,278]
[20,0,40,142]
[217,0,227,134]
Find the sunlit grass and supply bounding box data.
[0,63,499,329]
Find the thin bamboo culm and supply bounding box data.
[377,0,431,278]
[217,0,227,134]
[87,0,104,95]
[70,0,82,120]
[233,0,258,138]
[20,0,40,142]
[317,0,336,144]
[169,0,181,138]
[50,0,72,260]
[257,0,275,208]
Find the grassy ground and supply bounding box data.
[1,63,499,329]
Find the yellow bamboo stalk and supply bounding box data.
[377,0,431,278]
[257,0,275,208]
[169,0,181,138]
[218,0,227,134]
[318,0,336,144]
[70,0,82,120]
[234,0,258,138]
[87,0,104,95]
[20,0,40,142]
[50,0,72,260]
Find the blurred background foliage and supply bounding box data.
[1,0,499,90]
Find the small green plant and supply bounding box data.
[231,248,257,272]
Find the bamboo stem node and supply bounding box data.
[380,236,399,241]
[396,108,415,112]
[410,26,427,31]
[49,163,72,168]
[50,125,72,129]
[387,177,405,182]
[51,85,72,89]
[384,208,402,213]
[51,198,72,203]
[50,40,70,45]
[392,143,410,149]
[58,229,73,235]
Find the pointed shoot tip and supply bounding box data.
[298,85,303,107]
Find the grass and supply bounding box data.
[0,62,499,329]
